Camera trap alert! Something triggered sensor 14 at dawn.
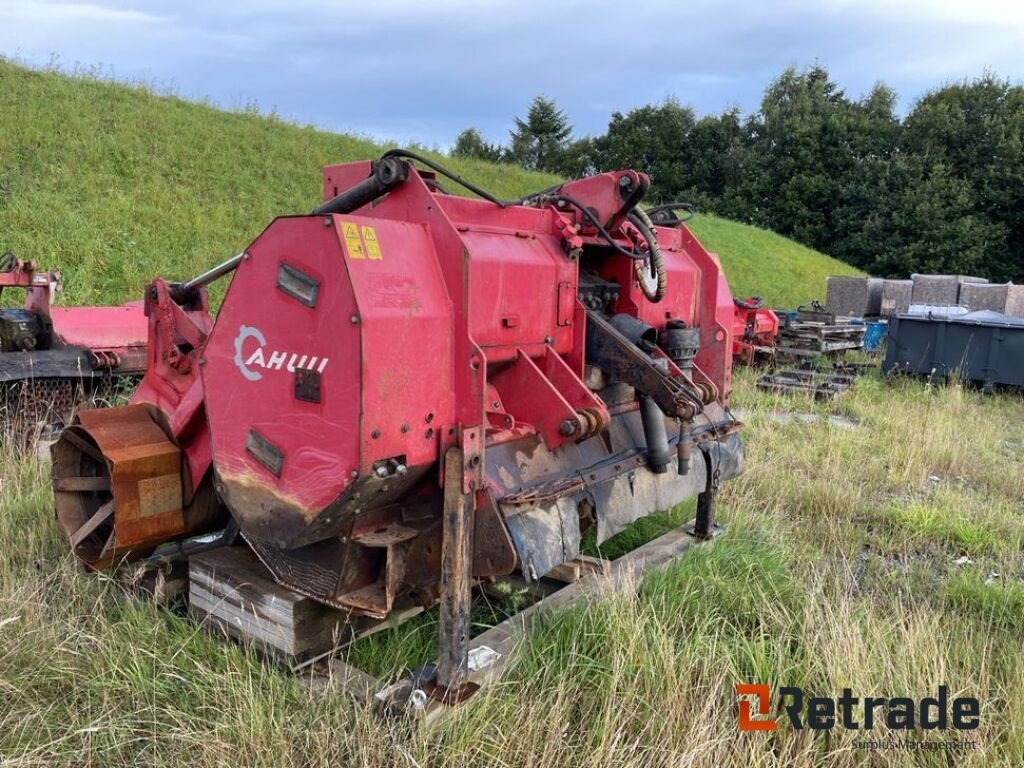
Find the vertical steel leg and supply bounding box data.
[691,445,721,539]
[436,446,474,698]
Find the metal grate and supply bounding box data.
[0,375,140,443]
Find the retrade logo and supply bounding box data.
[736,685,980,732]
[737,684,777,731]
[233,324,329,382]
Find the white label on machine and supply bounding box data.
[468,645,501,672]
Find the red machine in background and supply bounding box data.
[732,296,779,365]
[0,254,147,431]
[52,151,745,699]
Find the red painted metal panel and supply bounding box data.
[201,213,455,523]
[459,228,575,359]
[201,217,363,516]
[339,215,454,470]
[50,305,148,349]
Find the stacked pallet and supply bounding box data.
[776,314,865,357]
[189,546,424,663]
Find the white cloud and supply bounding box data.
[0,1,170,25]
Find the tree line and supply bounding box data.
[452,67,1024,282]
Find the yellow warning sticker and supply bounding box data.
[362,225,382,260]
[342,221,365,259]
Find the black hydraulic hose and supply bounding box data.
[541,193,652,261]
[647,202,696,226]
[733,296,765,310]
[381,148,507,207]
[628,209,666,303]
[382,151,659,265]
[509,182,564,206]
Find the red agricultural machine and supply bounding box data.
[51,151,744,701]
[732,296,779,365]
[1,254,147,433]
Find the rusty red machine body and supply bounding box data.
[53,153,745,695]
[732,296,779,365]
[1,255,147,429]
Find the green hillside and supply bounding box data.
[688,213,861,307]
[0,60,857,309]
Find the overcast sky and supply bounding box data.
[2,0,1023,147]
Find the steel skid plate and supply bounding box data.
[491,405,743,580]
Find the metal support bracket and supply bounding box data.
[434,446,478,701]
[585,309,702,420]
[688,444,724,539]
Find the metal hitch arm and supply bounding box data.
[585,310,704,420]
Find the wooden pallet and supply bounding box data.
[756,370,854,401]
[777,320,865,357]
[189,546,424,663]
[187,520,716,721]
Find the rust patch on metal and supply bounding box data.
[138,474,182,519]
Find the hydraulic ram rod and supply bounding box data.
[311,156,408,215]
[176,252,245,296]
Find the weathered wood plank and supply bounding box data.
[191,546,428,663]
[198,522,707,717]
[463,521,700,691]
[312,659,382,699]
[190,546,361,660]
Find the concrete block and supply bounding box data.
[879,279,913,317]
[910,274,985,306]
[959,282,1024,317]
[825,276,882,317]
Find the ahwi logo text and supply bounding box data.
[737,684,979,732]
[233,325,329,382]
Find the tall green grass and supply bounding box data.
[4,373,1024,765]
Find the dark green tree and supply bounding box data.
[507,96,573,173]
[680,109,749,214]
[899,75,1024,281]
[451,128,504,163]
[589,99,696,201]
[858,155,1006,276]
[739,67,905,276]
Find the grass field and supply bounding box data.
[4,61,1023,767]
[3,370,1024,766]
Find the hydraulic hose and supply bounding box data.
[380,148,506,206]
[647,202,696,226]
[628,208,667,303]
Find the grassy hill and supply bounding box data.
[0,59,858,309]
[687,214,861,307]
